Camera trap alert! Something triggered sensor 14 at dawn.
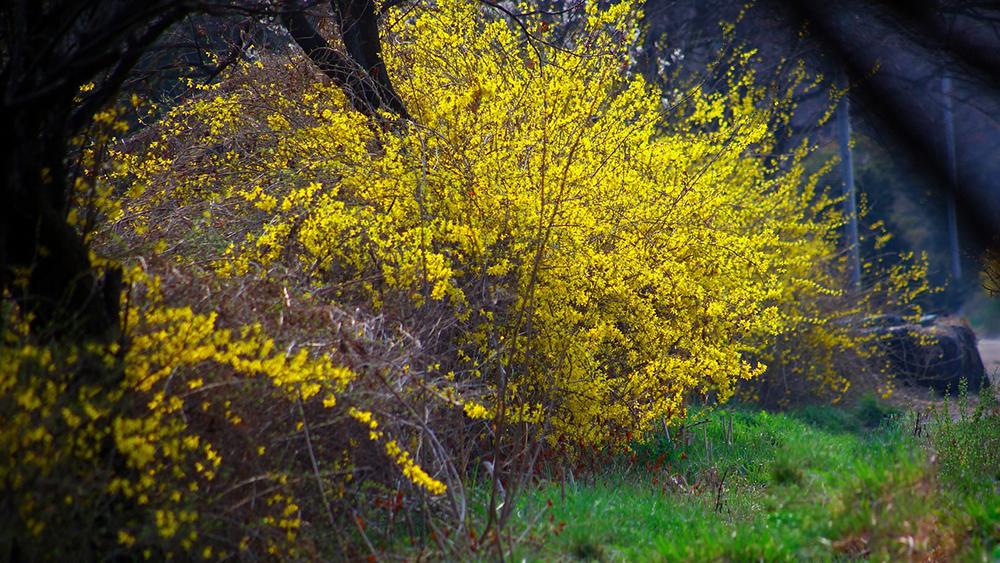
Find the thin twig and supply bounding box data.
[295,391,360,557]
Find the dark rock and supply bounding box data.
[870,316,988,394]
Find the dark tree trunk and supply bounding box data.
[0,0,404,343]
[0,1,187,342]
[282,0,410,119]
[0,114,122,341]
[333,0,410,118]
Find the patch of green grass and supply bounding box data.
[508,402,1000,562]
[789,393,902,435]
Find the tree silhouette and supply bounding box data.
[0,1,194,341]
[0,0,408,342]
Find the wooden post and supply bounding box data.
[941,70,963,306]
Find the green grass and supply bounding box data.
[789,393,902,435]
[504,399,1000,562]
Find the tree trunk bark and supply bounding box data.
[282,0,410,119]
[0,107,122,342]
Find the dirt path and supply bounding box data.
[981,339,1000,384]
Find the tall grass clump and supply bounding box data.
[930,380,1000,493]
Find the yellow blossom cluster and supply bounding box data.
[384,440,448,495]
[349,406,448,493]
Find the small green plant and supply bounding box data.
[930,378,1000,493]
[569,537,607,562]
[769,452,804,486]
[855,392,903,429]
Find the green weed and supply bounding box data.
[929,379,1000,494]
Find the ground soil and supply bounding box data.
[980,338,1000,383]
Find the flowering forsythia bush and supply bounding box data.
[115,0,926,449]
[3,103,445,562]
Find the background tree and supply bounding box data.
[0,1,189,341]
[281,0,410,118]
[639,0,1000,313]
